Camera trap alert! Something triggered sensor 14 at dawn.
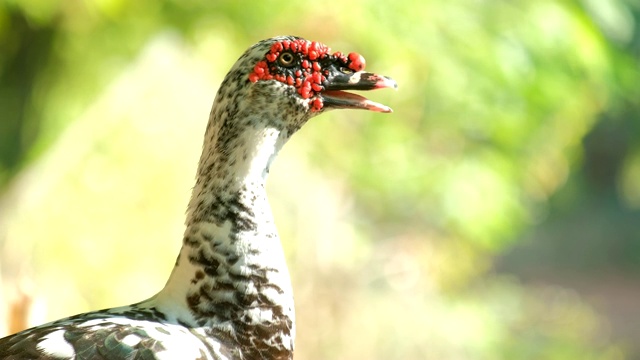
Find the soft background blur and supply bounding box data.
[0,0,639,359]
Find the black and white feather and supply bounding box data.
[0,35,396,360]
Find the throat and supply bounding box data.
[151,121,295,354]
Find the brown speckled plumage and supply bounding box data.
[0,36,396,360]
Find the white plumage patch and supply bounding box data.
[37,329,75,359]
[120,334,142,347]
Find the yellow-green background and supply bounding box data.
[1,0,639,359]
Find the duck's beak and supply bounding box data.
[321,71,397,113]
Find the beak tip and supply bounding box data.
[374,104,394,113]
[377,76,398,91]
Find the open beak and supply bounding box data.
[321,72,398,113]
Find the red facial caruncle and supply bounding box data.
[249,39,367,112]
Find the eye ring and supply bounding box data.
[278,52,295,67]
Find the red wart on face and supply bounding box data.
[248,39,370,112]
[249,37,396,113]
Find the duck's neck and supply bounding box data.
[152,112,296,357]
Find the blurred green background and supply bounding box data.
[1,0,639,359]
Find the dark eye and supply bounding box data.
[278,52,295,67]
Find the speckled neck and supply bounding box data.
[151,66,307,359]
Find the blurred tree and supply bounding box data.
[0,7,56,186]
